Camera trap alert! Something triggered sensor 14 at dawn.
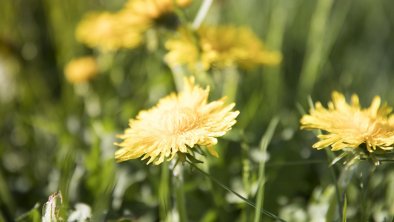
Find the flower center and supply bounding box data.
[163,106,199,135]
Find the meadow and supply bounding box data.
[1,0,394,221]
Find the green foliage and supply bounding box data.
[15,204,41,222]
[1,0,394,221]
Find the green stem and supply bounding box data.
[241,143,251,222]
[171,66,186,92]
[159,162,170,222]
[342,194,347,222]
[222,66,239,102]
[192,0,214,30]
[174,165,188,222]
[241,146,250,194]
[325,149,344,222]
[254,117,279,222]
[360,164,374,222]
[187,160,285,222]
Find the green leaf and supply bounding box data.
[186,153,203,164]
[15,204,41,222]
[330,152,349,166]
[342,194,347,222]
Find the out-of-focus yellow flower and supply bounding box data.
[164,29,200,69]
[165,26,281,70]
[115,77,239,165]
[123,0,191,24]
[64,56,98,84]
[76,0,191,51]
[301,91,394,152]
[76,12,145,51]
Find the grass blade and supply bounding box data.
[254,117,279,222]
[342,194,347,222]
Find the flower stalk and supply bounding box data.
[254,117,279,222]
[192,0,214,30]
[173,164,188,222]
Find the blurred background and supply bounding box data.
[1,0,394,221]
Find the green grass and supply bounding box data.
[1,0,394,221]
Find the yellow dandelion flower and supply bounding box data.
[76,12,145,51]
[64,56,98,84]
[76,0,191,51]
[300,91,394,152]
[123,0,191,24]
[165,26,282,70]
[164,29,200,69]
[115,77,239,165]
